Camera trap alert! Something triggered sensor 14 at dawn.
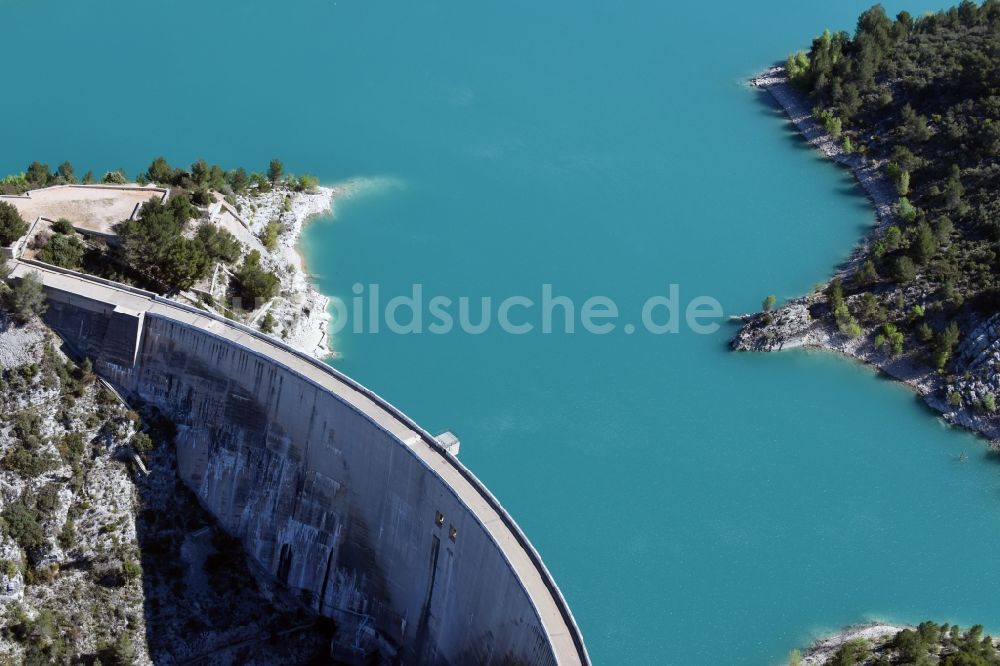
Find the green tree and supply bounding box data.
[934,216,954,243]
[0,201,28,246]
[884,226,902,251]
[145,156,178,185]
[786,51,811,85]
[7,272,47,323]
[57,161,76,183]
[933,322,961,371]
[855,259,878,286]
[25,161,50,186]
[944,164,964,210]
[897,169,911,196]
[901,104,931,141]
[894,255,917,283]
[912,221,937,264]
[876,322,905,355]
[268,158,284,183]
[827,278,845,310]
[762,294,777,312]
[788,649,802,666]
[830,638,871,666]
[117,197,210,291]
[893,628,928,662]
[196,224,242,263]
[191,158,210,186]
[857,292,884,323]
[260,219,282,252]
[260,311,277,333]
[226,167,250,194]
[232,250,279,308]
[896,197,918,223]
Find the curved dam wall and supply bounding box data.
[15,261,589,666]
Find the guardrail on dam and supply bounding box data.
[10,259,590,666]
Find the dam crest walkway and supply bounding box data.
[8,259,589,666]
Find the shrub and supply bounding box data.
[911,221,937,264]
[884,226,902,251]
[0,201,28,246]
[191,188,213,206]
[57,161,75,184]
[50,218,74,235]
[296,174,319,191]
[101,170,127,184]
[829,638,870,666]
[2,448,58,477]
[36,232,84,270]
[894,256,917,283]
[197,224,242,263]
[122,558,141,582]
[854,260,878,287]
[2,503,45,553]
[932,322,961,371]
[131,432,153,453]
[876,323,905,356]
[856,292,884,323]
[231,251,279,308]
[7,272,47,323]
[896,197,919,224]
[260,219,282,252]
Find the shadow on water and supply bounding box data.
[749,86,877,253]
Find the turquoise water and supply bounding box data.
[4,1,999,664]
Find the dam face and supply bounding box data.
[22,261,588,666]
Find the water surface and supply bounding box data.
[3,1,995,664]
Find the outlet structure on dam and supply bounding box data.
[9,259,590,666]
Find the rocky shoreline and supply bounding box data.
[798,623,907,665]
[733,66,1000,442]
[236,184,343,359]
[750,66,899,276]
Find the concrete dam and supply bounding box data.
[10,260,590,666]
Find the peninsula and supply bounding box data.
[0,158,589,664]
[788,621,1000,665]
[734,2,1000,442]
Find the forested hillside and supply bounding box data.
[783,2,1000,378]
